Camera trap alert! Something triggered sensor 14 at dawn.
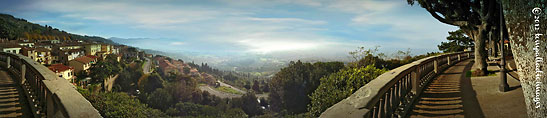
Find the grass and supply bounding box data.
[466,70,497,77]
[215,86,243,95]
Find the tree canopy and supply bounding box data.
[268,61,344,114]
[438,29,474,52]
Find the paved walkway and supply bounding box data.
[409,59,526,118]
[0,69,32,118]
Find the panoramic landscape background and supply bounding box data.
[0,0,457,72]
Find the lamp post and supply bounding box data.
[499,1,509,92]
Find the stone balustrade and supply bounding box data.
[320,51,473,118]
[0,52,101,118]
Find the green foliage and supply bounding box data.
[89,61,122,84]
[114,67,143,93]
[269,61,344,114]
[239,92,263,116]
[138,73,165,93]
[146,88,173,110]
[78,91,167,118]
[438,29,474,52]
[0,13,118,44]
[165,102,247,118]
[308,65,387,117]
[215,86,243,95]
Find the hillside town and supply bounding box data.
[0,38,148,86]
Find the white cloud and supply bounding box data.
[246,17,327,25]
[326,0,399,14]
[170,42,186,45]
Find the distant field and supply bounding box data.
[215,86,243,95]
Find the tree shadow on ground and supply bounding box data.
[409,60,485,118]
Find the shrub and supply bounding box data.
[308,65,387,117]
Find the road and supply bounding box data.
[142,57,152,74]
[217,81,247,94]
[199,85,242,98]
[198,81,270,99]
[198,81,246,99]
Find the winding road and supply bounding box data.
[143,57,152,74]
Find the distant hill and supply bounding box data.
[0,13,118,45]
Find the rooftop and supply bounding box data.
[48,64,74,72]
[72,56,94,64]
[0,43,22,48]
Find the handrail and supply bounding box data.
[0,52,101,118]
[320,51,473,118]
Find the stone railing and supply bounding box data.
[320,51,473,118]
[0,52,101,118]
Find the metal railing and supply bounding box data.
[0,52,101,118]
[320,51,473,118]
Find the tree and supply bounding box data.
[268,61,344,114]
[502,0,547,117]
[438,29,475,52]
[407,0,502,75]
[78,91,167,118]
[252,80,261,93]
[240,92,263,116]
[89,61,122,91]
[146,88,173,110]
[139,73,165,93]
[183,66,191,74]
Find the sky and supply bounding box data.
[0,0,458,60]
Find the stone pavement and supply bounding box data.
[409,59,527,118]
[0,69,32,118]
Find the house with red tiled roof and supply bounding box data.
[69,56,96,73]
[48,64,75,82]
[86,55,99,62]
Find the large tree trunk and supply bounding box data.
[502,0,547,117]
[473,26,489,75]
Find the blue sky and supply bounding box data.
[0,0,458,60]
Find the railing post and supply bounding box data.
[6,56,10,69]
[47,91,54,117]
[467,52,471,58]
[434,58,439,73]
[458,54,461,61]
[411,67,420,94]
[447,56,451,65]
[21,64,25,84]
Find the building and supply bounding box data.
[85,55,99,62]
[57,49,85,64]
[35,43,53,50]
[83,43,101,56]
[21,47,37,60]
[0,43,22,54]
[101,44,112,53]
[48,64,75,82]
[35,47,52,65]
[16,41,34,48]
[69,56,95,73]
[55,44,82,51]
